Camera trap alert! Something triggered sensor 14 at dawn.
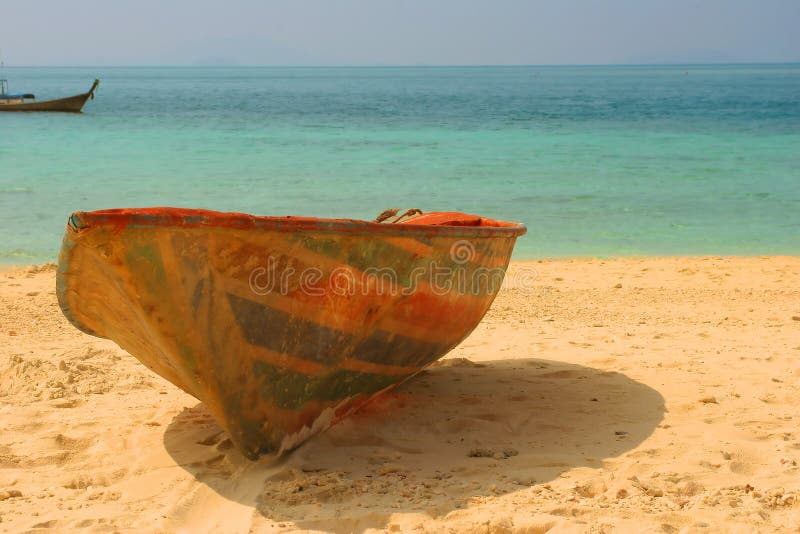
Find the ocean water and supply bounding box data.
[1,64,798,264]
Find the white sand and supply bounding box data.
[1,257,799,532]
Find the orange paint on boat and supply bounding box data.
[57,207,525,458]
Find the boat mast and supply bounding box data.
[0,49,6,95]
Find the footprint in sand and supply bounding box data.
[537,369,585,379]
[196,431,224,447]
[431,358,488,368]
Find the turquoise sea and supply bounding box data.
[1,64,798,264]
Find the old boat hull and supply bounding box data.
[0,79,99,112]
[57,208,526,458]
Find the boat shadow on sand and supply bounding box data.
[163,357,665,532]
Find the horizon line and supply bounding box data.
[4,60,800,69]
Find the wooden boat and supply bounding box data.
[56,208,526,459]
[0,79,99,112]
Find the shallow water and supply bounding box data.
[1,64,798,263]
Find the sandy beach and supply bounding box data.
[1,256,799,533]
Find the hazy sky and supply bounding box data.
[3,0,798,66]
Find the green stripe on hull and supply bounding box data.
[226,293,450,368]
[289,233,509,296]
[252,360,412,410]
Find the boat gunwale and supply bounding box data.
[67,208,527,238]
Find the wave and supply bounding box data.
[0,186,33,194]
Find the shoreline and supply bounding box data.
[2,253,798,270]
[1,256,799,531]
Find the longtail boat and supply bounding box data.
[56,208,526,459]
[0,78,99,112]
